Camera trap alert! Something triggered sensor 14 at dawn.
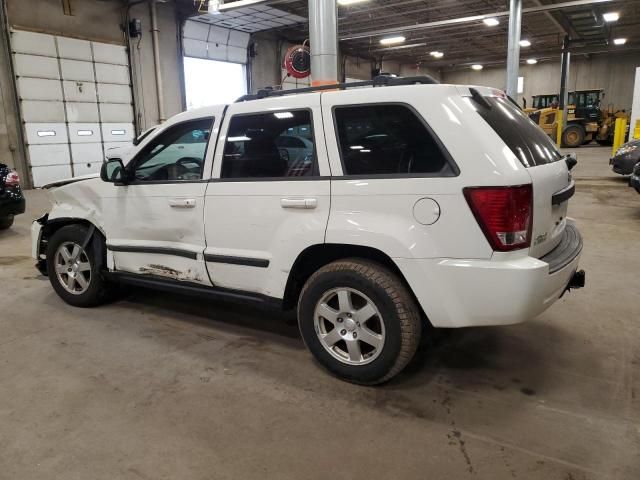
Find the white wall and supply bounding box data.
[441,52,640,111]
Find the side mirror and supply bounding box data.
[101,158,127,184]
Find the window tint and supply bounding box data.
[476,96,562,167]
[133,118,212,181]
[222,110,316,179]
[334,104,454,176]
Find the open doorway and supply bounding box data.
[183,57,247,109]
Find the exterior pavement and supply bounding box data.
[0,145,638,479]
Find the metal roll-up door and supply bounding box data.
[183,20,250,64]
[10,30,134,187]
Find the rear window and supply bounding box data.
[334,104,456,177]
[475,96,562,167]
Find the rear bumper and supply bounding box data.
[396,223,584,328]
[0,195,25,218]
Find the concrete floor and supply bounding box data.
[0,146,638,480]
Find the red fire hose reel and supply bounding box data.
[283,45,311,79]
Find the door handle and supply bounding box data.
[169,198,196,208]
[281,198,317,209]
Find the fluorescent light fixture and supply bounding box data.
[526,58,538,65]
[430,51,444,58]
[519,39,531,47]
[228,136,252,142]
[379,36,406,45]
[483,17,500,27]
[350,145,364,150]
[378,42,426,51]
[471,64,483,71]
[360,149,371,153]
[613,38,627,45]
[274,112,294,119]
[603,12,619,22]
[338,0,369,5]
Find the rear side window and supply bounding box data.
[222,110,317,179]
[334,104,456,176]
[475,96,562,167]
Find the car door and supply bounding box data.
[104,115,219,285]
[203,93,331,298]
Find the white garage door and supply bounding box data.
[11,30,134,187]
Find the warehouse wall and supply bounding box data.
[0,0,185,184]
[441,52,640,110]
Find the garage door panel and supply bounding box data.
[25,123,69,145]
[95,63,129,85]
[65,102,100,122]
[92,43,127,65]
[63,80,97,102]
[97,83,131,104]
[21,100,66,123]
[60,59,95,82]
[28,144,70,167]
[31,165,73,188]
[184,20,210,41]
[72,160,103,177]
[227,46,247,64]
[184,38,208,59]
[99,103,134,123]
[11,30,56,57]
[13,54,59,79]
[71,143,104,164]
[57,36,92,61]
[17,77,63,101]
[69,123,102,144]
[102,123,134,142]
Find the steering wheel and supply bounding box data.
[176,157,203,170]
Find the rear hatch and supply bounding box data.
[471,90,572,258]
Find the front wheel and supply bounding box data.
[46,224,113,307]
[561,125,585,148]
[298,259,422,385]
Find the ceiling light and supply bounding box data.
[338,0,369,5]
[613,38,627,45]
[519,39,531,47]
[274,112,294,119]
[483,17,500,27]
[603,12,619,22]
[526,58,537,64]
[379,36,406,45]
[471,64,483,71]
[430,51,444,58]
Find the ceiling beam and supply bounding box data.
[340,0,614,41]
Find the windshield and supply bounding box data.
[475,96,563,167]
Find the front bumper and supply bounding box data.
[31,216,48,275]
[610,155,639,175]
[395,222,584,328]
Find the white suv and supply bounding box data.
[32,77,585,384]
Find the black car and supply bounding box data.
[0,163,25,229]
[610,139,640,175]
[629,162,640,194]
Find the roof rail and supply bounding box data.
[235,75,439,102]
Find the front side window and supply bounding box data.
[132,118,213,182]
[222,110,316,179]
[334,104,455,176]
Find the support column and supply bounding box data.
[149,0,165,123]
[505,0,522,99]
[308,0,338,86]
[557,35,571,145]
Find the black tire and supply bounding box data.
[0,216,14,230]
[561,125,585,148]
[46,224,114,308]
[297,259,421,385]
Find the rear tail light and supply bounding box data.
[464,184,533,252]
[4,171,20,187]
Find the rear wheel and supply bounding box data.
[561,125,585,148]
[0,215,14,230]
[46,224,113,307]
[297,259,421,385]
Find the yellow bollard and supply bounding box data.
[612,117,628,156]
[634,120,640,140]
[556,109,564,147]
